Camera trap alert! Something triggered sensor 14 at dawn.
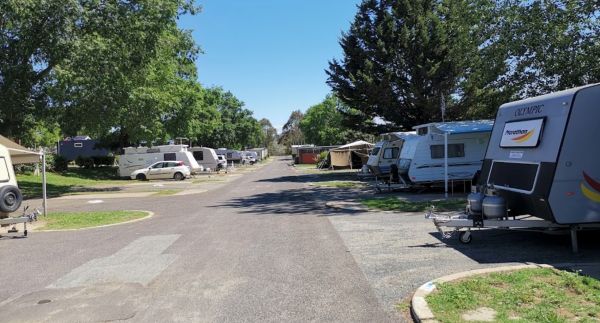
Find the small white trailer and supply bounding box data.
[118,145,202,177]
[189,147,221,171]
[427,84,600,252]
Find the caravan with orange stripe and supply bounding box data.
[427,84,600,252]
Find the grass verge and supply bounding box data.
[426,268,600,322]
[361,197,465,212]
[313,181,366,188]
[38,210,149,230]
[17,167,125,199]
[152,189,182,196]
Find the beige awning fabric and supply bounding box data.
[0,135,42,164]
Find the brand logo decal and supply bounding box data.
[509,129,535,143]
[581,171,600,203]
[514,104,544,117]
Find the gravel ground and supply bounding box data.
[326,209,600,318]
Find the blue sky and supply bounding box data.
[177,1,360,132]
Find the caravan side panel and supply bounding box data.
[550,86,600,224]
[408,133,489,183]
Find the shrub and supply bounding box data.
[92,156,115,167]
[53,155,69,172]
[317,151,328,162]
[75,156,94,169]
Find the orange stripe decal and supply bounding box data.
[512,129,535,143]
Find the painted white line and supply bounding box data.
[48,234,181,288]
[87,200,104,204]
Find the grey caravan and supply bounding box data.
[405,120,493,185]
[216,148,243,163]
[189,147,221,171]
[367,132,417,177]
[478,84,600,224]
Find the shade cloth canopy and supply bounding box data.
[0,135,42,164]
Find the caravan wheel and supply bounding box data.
[459,231,472,244]
[0,185,23,213]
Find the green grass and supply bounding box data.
[313,181,366,188]
[152,189,182,196]
[192,177,226,184]
[17,167,126,199]
[38,210,149,230]
[426,268,600,322]
[361,197,465,212]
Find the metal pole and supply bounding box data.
[444,132,448,199]
[42,152,47,217]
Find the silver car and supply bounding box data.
[131,161,191,181]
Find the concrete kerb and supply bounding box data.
[410,263,568,322]
[33,210,154,232]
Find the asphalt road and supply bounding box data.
[2,157,599,322]
[0,157,395,322]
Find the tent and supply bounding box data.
[327,140,374,170]
[0,135,47,216]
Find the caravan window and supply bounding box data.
[164,153,176,161]
[74,142,83,148]
[383,147,399,159]
[417,127,428,135]
[430,144,465,159]
[193,151,204,161]
[370,147,381,156]
[0,157,9,182]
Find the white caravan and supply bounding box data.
[405,120,493,185]
[189,147,221,170]
[0,144,23,214]
[249,148,268,161]
[118,145,202,177]
[367,132,417,178]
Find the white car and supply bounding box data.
[130,161,191,181]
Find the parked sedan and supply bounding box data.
[131,161,191,181]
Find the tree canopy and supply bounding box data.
[327,0,600,133]
[0,0,269,150]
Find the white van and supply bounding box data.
[118,145,203,177]
[0,144,23,214]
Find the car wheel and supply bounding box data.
[0,185,23,213]
[173,172,184,181]
[136,173,147,181]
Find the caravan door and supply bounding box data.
[379,142,402,175]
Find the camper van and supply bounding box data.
[475,84,600,225]
[367,132,417,177]
[406,120,493,184]
[189,147,221,170]
[217,149,243,163]
[118,145,202,177]
[0,144,22,214]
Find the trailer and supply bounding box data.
[427,84,600,252]
[189,147,221,171]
